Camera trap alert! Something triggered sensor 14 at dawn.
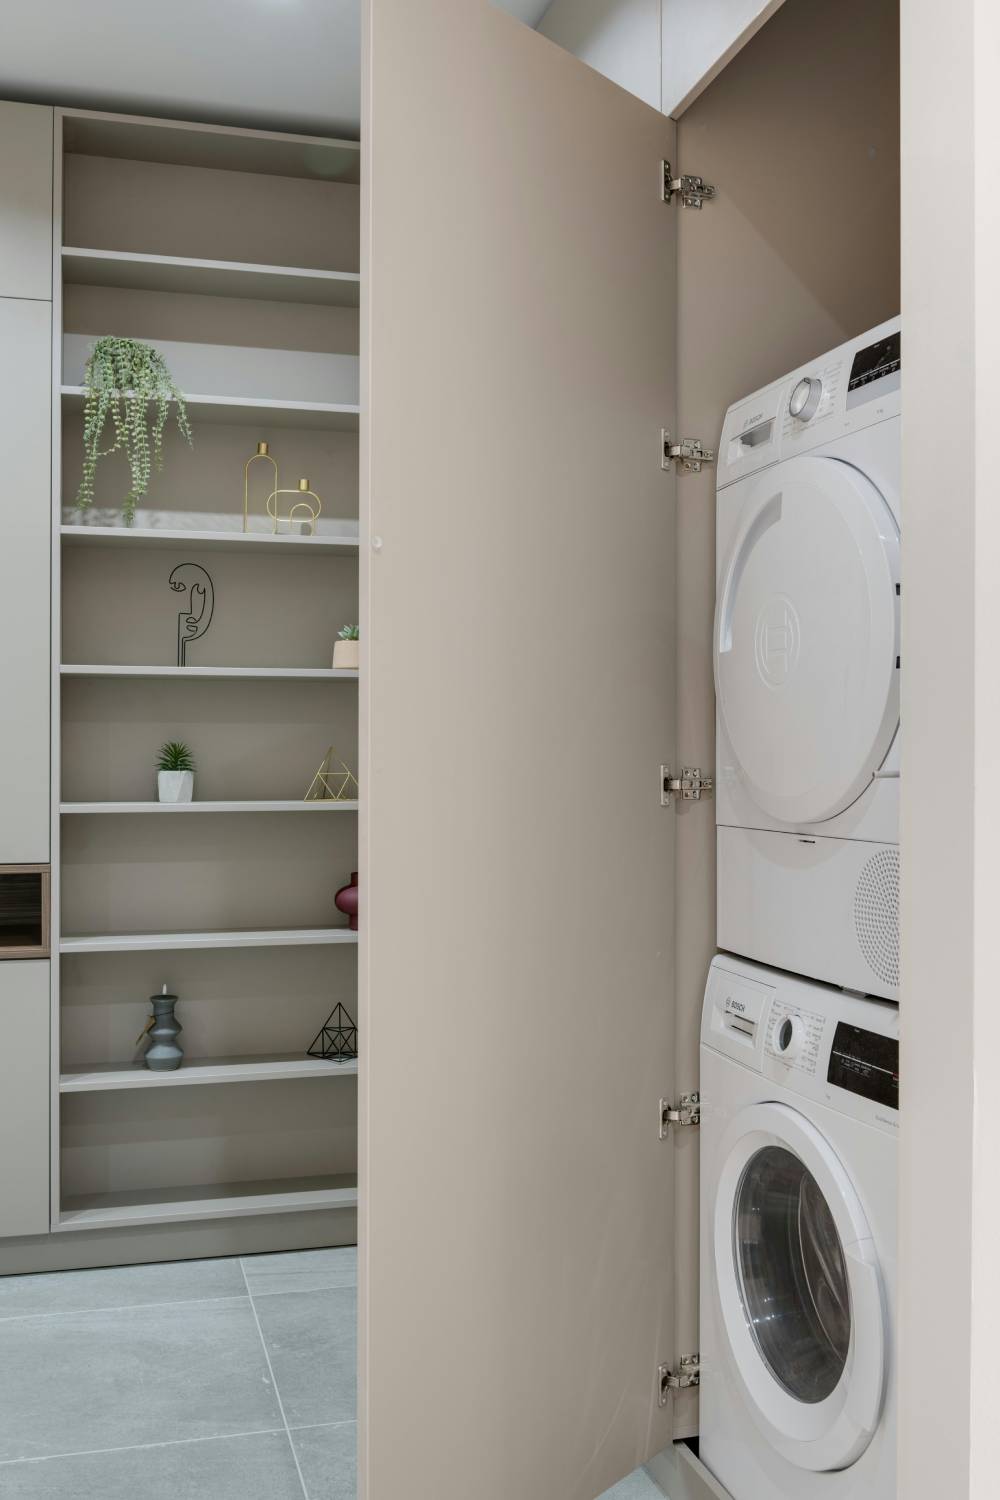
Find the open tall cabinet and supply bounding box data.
[4,0,992,1497]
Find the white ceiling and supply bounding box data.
[0,0,550,140]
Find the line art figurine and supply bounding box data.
[168,563,216,666]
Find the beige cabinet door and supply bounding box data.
[0,102,53,301]
[0,298,51,863]
[361,5,679,1497]
[0,962,50,1237]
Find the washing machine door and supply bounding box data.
[714,1101,887,1472]
[715,456,900,825]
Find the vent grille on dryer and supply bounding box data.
[854,848,900,988]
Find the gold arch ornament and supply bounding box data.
[267,477,322,536]
[243,441,278,533]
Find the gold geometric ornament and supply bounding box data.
[304,747,359,802]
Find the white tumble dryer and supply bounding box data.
[714,319,900,1000]
[699,954,898,1500]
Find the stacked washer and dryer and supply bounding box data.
[699,320,901,1500]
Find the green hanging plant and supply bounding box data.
[75,336,193,527]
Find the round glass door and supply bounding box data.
[713,1103,887,1472]
[734,1145,852,1405]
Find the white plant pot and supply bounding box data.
[333,639,360,670]
[158,770,194,804]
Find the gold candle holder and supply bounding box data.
[243,441,278,534]
[266,477,322,537]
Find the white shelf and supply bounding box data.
[63,247,361,307]
[62,113,361,184]
[60,800,358,814]
[60,524,360,556]
[61,387,360,432]
[61,1054,358,1092]
[60,664,358,680]
[56,1174,359,1231]
[60,927,359,954]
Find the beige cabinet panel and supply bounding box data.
[0,298,51,862]
[0,962,50,1237]
[0,102,53,301]
[362,3,678,1498]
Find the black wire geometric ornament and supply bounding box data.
[307,1002,358,1061]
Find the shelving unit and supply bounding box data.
[51,106,362,1245]
[60,800,358,814]
[61,1055,358,1091]
[63,247,361,306]
[61,524,360,555]
[61,387,360,430]
[57,1176,359,1232]
[61,665,359,679]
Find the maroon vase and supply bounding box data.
[335,871,359,930]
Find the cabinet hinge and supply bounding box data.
[658,1354,702,1406]
[662,431,716,474]
[661,766,713,806]
[662,160,716,209]
[659,1092,701,1138]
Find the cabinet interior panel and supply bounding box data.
[60,812,358,936]
[63,154,361,272]
[61,546,359,669]
[60,1076,358,1198]
[60,413,359,530]
[61,676,358,802]
[60,946,357,1069]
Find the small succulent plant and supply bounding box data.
[338,624,360,641]
[156,741,196,772]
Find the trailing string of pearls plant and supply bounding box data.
[75,336,193,526]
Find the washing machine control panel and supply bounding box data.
[765,1001,826,1075]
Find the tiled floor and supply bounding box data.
[0,1249,664,1499]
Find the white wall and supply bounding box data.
[538,0,661,110]
[538,0,784,116]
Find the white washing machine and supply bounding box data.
[715,319,900,999]
[699,954,897,1500]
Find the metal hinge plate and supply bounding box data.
[662,160,716,209]
[661,766,713,806]
[662,430,716,474]
[660,1092,701,1138]
[658,1354,701,1406]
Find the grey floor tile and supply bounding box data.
[599,1469,666,1500]
[291,1422,356,1500]
[0,1256,247,1320]
[0,1298,283,1462]
[243,1247,357,1297]
[0,1430,304,1499]
[254,1287,356,1427]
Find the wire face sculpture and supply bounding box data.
[168,563,215,666]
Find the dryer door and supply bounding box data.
[715,456,900,825]
[713,1101,887,1472]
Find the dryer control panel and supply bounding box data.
[702,954,899,1131]
[716,316,901,490]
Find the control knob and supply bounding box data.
[789,376,822,423]
[775,1013,806,1061]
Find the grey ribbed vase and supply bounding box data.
[145,989,183,1071]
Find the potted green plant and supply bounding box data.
[75,336,193,527]
[156,741,196,804]
[333,623,360,670]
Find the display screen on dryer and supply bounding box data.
[848,331,901,393]
[827,1022,899,1109]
